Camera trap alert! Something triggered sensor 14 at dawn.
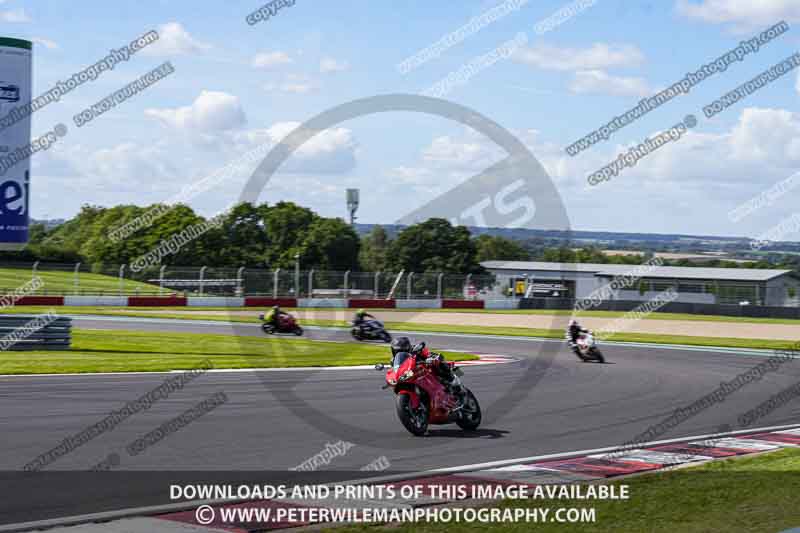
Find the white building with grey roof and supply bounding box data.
[480,261,800,307]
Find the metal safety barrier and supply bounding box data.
[0,316,72,351]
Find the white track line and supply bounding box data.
[0,353,515,379]
[67,314,797,359]
[3,422,799,533]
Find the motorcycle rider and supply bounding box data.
[390,337,461,395]
[264,305,288,330]
[566,318,590,354]
[390,336,412,359]
[353,308,376,332]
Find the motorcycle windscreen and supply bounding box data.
[392,351,413,371]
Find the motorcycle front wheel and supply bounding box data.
[589,348,605,363]
[456,390,481,431]
[572,347,589,361]
[396,394,428,436]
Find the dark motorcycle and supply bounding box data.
[351,319,392,343]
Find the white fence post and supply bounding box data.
[73,262,81,295]
[32,260,39,281]
[273,268,280,299]
[407,272,414,300]
[344,270,350,299]
[374,271,381,299]
[237,266,245,296]
[387,270,404,300]
[437,272,444,300]
[308,269,314,298]
[159,265,166,296]
[198,266,207,296]
[118,264,126,296]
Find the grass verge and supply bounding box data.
[2,307,796,351]
[335,447,800,533]
[0,328,477,375]
[0,268,158,293]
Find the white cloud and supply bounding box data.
[264,74,318,94]
[676,0,800,30]
[0,8,30,23]
[145,90,246,132]
[421,132,503,172]
[36,141,179,193]
[383,106,800,235]
[141,22,211,56]
[252,51,292,69]
[514,43,645,72]
[569,70,651,97]
[320,57,349,73]
[31,37,59,50]
[223,121,357,174]
[728,108,800,162]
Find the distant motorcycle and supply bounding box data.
[259,312,303,336]
[352,319,392,343]
[574,332,605,363]
[375,343,481,436]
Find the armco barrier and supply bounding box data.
[187,297,245,307]
[128,296,187,306]
[484,299,518,310]
[396,299,442,309]
[297,298,348,308]
[244,297,297,307]
[442,299,484,309]
[348,299,396,309]
[63,296,127,306]
[0,315,72,350]
[16,296,64,306]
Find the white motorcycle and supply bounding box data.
[574,332,605,363]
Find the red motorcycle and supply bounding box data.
[375,343,481,436]
[259,312,303,336]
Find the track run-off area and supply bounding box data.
[1,314,799,526]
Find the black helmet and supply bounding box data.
[391,336,412,355]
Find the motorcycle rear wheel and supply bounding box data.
[381,331,392,343]
[261,324,274,334]
[294,326,303,336]
[456,390,481,431]
[396,394,428,436]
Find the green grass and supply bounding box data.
[0,328,477,375]
[0,267,158,294]
[335,447,800,533]
[1,307,796,351]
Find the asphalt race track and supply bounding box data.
[1,315,799,526]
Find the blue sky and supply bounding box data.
[2,0,800,238]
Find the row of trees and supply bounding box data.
[4,201,534,274]
[11,200,775,274]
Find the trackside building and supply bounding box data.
[480,261,800,307]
